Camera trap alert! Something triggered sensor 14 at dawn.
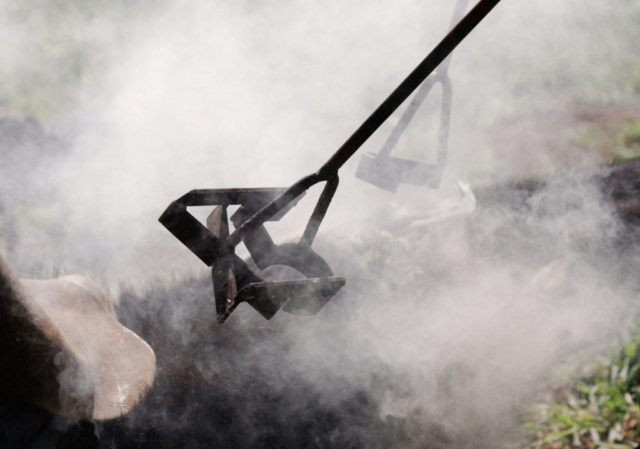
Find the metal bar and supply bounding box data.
[439,0,471,73]
[159,198,257,275]
[377,76,440,159]
[228,173,320,247]
[228,0,501,247]
[159,201,226,265]
[377,0,468,161]
[300,176,340,247]
[179,188,290,207]
[435,76,453,170]
[317,0,501,178]
[206,206,234,317]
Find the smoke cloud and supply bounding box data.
[0,0,639,447]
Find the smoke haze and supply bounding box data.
[0,0,639,447]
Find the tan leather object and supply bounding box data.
[0,254,156,420]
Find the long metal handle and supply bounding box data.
[228,0,502,247]
[317,0,500,178]
[440,0,471,73]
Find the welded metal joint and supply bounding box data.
[159,187,345,323]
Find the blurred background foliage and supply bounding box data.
[0,0,637,122]
[512,320,640,449]
[0,0,164,120]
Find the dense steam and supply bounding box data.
[0,0,639,447]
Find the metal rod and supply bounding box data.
[436,76,453,170]
[440,0,471,73]
[377,76,440,159]
[300,176,340,247]
[377,0,468,161]
[229,173,319,247]
[317,0,500,178]
[228,0,502,247]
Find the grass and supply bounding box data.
[615,121,640,162]
[516,323,640,449]
[623,122,640,148]
[569,118,640,164]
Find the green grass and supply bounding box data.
[569,119,640,164]
[518,324,640,449]
[623,122,640,147]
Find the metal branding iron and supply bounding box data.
[160,0,502,323]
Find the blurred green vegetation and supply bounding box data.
[513,322,640,449]
[0,0,638,122]
[610,0,640,98]
[0,0,163,120]
[569,118,640,163]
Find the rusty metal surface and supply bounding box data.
[159,0,503,322]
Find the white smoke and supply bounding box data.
[0,0,638,446]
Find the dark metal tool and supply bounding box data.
[356,0,470,193]
[160,0,503,323]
